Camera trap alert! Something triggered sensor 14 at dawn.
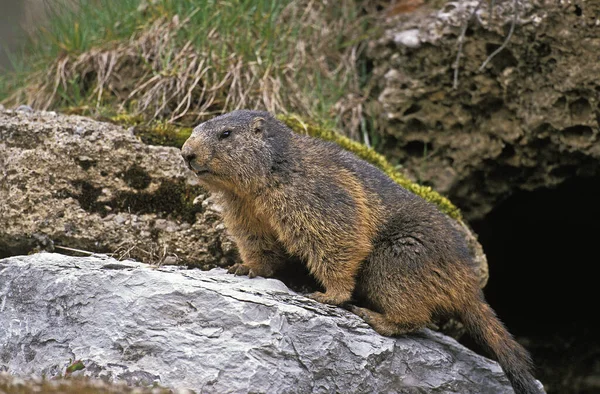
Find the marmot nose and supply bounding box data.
[181,148,196,165]
[182,152,196,164]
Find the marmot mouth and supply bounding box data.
[189,161,210,175]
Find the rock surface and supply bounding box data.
[0,253,532,393]
[0,109,236,268]
[369,0,600,220]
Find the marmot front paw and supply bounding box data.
[227,263,257,278]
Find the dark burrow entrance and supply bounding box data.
[469,175,600,394]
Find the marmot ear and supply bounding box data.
[251,117,265,133]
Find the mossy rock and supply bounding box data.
[108,113,192,148]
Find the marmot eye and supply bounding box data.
[219,130,232,140]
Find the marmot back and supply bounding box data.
[181,110,542,394]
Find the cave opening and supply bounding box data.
[469,175,600,394]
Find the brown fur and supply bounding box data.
[181,110,542,394]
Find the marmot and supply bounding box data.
[181,110,541,394]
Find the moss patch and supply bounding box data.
[132,122,192,148]
[102,113,192,148]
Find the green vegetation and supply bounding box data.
[64,359,85,376]
[1,0,371,132]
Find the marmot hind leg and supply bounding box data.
[350,305,428,336]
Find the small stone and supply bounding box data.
[205,201,223,213]
[154,219,168,230]
[193,194,205,205]
[393,29,421,48]
[163,256,178,265]
[114,214,127,225]
[15,105,33,113]
[165,223,179,233]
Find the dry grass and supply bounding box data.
[111,238,176,267]
[3,0,375,139]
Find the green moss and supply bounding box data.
[132,122,192,148]
[106,113,192,148]
[109,112,144,127]
[277,114,463,221]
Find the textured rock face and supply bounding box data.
[370,0,600,220]
[0,109,236,267]
[0,253,530,393]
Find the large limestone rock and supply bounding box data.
[0,109,235,268]
[369,0,600,220]
[0,253,534,393]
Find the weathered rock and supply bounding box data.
[0,109,236,267]
[369,0,600,220]
[0,253,542,393]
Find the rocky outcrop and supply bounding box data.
[369,0,600,220]
[0,253,539,393]
[0,109,236,268]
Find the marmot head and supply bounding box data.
[181,110,290,191]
